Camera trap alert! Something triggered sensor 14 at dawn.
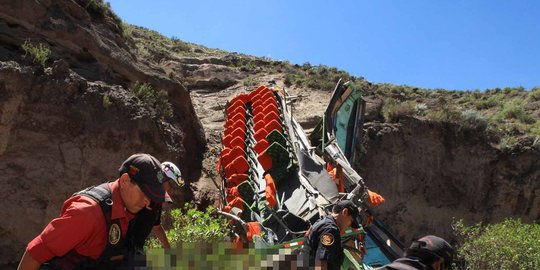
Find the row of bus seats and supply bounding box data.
[218,86,295,229]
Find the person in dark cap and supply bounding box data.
[18,153,166,270]
[375,235,454,270]
[125,161,183,253]
[298,199,361,270]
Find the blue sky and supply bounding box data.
[108,0,540,91]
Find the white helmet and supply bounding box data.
[161,161,183,186]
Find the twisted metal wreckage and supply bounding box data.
[215,80,404,269]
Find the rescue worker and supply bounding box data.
[299,199,361,270]
[17,153,166,270]
[125,161,182,253]
[375,235,454,270]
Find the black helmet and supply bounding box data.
[406,235,454,267]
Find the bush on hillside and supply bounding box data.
[425,104,462,123]
[85,0,109,18]
[453,218,540,270]
[526,87,540,102]
[474,95,504,110]
[281,65,355,91]
[83,0,122,26]
[131,81,173,119]
[495,101,535,125]
[530,122,540,137]
[21,39,51,68]
[461,110,488,131]
[383,99,417,122]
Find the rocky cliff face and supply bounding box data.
[0,0,205,264]
[360,117,540,245]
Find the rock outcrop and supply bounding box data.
[0,0,205,264]
[360,117,540,245]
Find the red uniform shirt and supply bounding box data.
[27,180,135,264]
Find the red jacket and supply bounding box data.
[26,180,134,263]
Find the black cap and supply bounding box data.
[407,235,454,266]
[119,153,165,203]
[334,200,361,228]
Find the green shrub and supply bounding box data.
[526,87,540,102]
[243,77,256,87]
[155,90,173,118]
[85,0,109,18]
[131,81,173,119]
[531,122,540,137]
[503,86,526,96]
[461,110,488,130]
[453,218,540,270]
[426,104,462,123]
[383,99,417,122]
[283,65,355,91]
[474,95,503,110]
[471,90,482,100]
[285,73,306,87]
[496,101,535,124]
[284,74,293,87]
[21,39,51,68]
[146,203,230,249]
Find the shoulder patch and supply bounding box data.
[320,233,334,246]
[108,223,121,245]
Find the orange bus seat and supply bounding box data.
[225,156,249,178]
[226,173,249,188]
[254,139,269,154]
[264,173,277,208]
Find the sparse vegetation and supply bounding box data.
[453,218,540,270]
[496,100,536,124]
[373,81,540,144]
[425,104,462,123]
[526,87,540,102]
[474,94,504,110]
[131,81,173,119]
[383,99,417,122]
[531,122,540,137]
[498,135,519,151]
[21,39,51,68]
[243,77,257,87]
[281,65,356,91]
[124,24,225,59]
[85,0,109,18]
[461,110,488,131]
[123,21,540,145]
[84,0,120,23]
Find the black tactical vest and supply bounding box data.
[41,183,126,270]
